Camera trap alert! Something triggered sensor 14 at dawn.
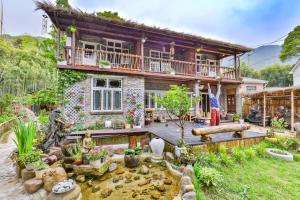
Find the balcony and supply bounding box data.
[62,47,238,81]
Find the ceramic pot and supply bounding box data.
[105,120,112,128]
[124,155,140,168]
[150,137,165,157]
[89,159,101,168]
[133,125,142,129]
[74,159,82,165]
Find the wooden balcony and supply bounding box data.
[61,47,239,82]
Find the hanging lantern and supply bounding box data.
[41,14,48,34]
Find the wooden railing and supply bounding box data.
[64,47,238,80]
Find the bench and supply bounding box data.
[192,124,251,142]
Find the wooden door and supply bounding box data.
[227,95,236,113]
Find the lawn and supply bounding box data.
[204,157,300,200]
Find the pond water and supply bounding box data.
[79,161,180,200]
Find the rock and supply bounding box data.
[32,188,47,200]
[155,184,165,192]
[182,191,196,200]
[109,162,118,172]
[152,173,161,180]
[125,179,132,184]
[114,148,124,155]
[165,152,175,161]
[129,168,136,173]
[115,169,125,175]
[143,157,152,163]
[64,156,75,164]
[132,192,138,198]
[180,176,192,187]
[115,185,123,190]
[35,169,48,179]
[183,165,194,178]
[47,184,81,200]
[42,167,67,192]
[92,185,100,193]
[24,178,43,194]
[45,155,58,165]
[87,180,93,187]
[49,147,63,161]
[150,191,160,199]
[178,166,185,173]
[138,179,150,186]
[73,161,110,177]
[76,175,85,183]
[101,188,113,198]
[21,168,36,182]
[134,175,140,180]
[163,178,172,185]
[181,184,195,194]
[125,173,132,179]
[67,172,74,178]
[140,165,149,174]
[112,177,119,183]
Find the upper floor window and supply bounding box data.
[246,86,257,91]
[92,78,122,112]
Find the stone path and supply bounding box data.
[0,141,32,200]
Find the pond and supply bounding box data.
[79,160,180,200]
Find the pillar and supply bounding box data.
[194,81,200,115]
[263,93,266,127]
[71,31,76,67]
[291,90,295,131]
[236,86,242,114]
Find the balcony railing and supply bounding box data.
[63,47,238,80]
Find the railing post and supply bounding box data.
[141,37,146,72]
[71,32,76,67]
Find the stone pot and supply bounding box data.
[89,159,102,168]
[124,155,140,168]
[150,137,165,157]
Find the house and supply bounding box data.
[290,58,300,86]
[37,2,252,127]
[240,77,268,94]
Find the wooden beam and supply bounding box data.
[291,90,295,131]
[71,31,76,67]
[263,93,266,127]
[141,38,145,72]
[57,28,60,58]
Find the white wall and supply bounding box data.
[293,67,300,86]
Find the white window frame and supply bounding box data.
[91,77,123,112]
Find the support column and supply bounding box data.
[194,81,200,115]
[71,31,76,67]
[263,93,266,127]
[141,37,146,72]
[291,90,295,131]
[57,29,60,58]
[236,86,242,114]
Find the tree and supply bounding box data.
[240,62,256,78]
[257,64,293,87]
[96,11,124,21]
[154,85,200,139]
[56,0,70,9]
[280,26,300,61]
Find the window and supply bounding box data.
[246,86,257,91]
[92,78,122,112]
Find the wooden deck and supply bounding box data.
[146,121,266,146]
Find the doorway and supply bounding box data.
[227,95,236,113]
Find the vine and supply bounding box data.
[58,69,87,95]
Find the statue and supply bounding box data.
[208,83,221,126]
[82,131,94,152]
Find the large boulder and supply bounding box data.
[183,165,194,178]
[21,168,36,182]
[47,184,81,200]
[24,178,43,194]
[42,167,67,192]
[73,160,110,177]
[182,191,196,200]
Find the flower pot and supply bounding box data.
[174,146,187,157]
[150,138,165,157]
[25,163,35,171]
[125,123,131,129]
[124,155,140,168]
[105,120,112,128]
[133,125,142,129]
[74,159,82,165]
[89,159,101,168]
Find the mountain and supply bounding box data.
[240,45,297,70]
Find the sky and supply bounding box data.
[2,0,300,47]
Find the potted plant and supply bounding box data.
[175,139,187,157]
[271,114,289,133]
[19,150,41,171]
[87,147,108,168]
[233,113,241,123]
[125,110,134,129]
[99,60,111,69]
[34,160,48,179]
[67,142,83,165]
[133,115,142,128]
[124,147,141,168]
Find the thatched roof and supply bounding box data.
[36,1,252,53]
[243,86,300,98]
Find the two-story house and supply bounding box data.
[38,2,252,126]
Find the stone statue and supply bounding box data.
[82,131,93,152]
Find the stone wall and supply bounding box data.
[64,74,145,127]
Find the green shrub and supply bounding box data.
[253,143,268,158]
[244,148,256,160]
[37,110,50,126]
[293,154,300,162]
[277,136,300,151]
[195,166,222,187]
[13,120,37,155]
[219,152,233,167]
[219,145,227,154]
[19,150,41,165]
[232,148,247,162]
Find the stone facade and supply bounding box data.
[64,74,145,126]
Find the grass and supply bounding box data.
[204,157,300,200]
